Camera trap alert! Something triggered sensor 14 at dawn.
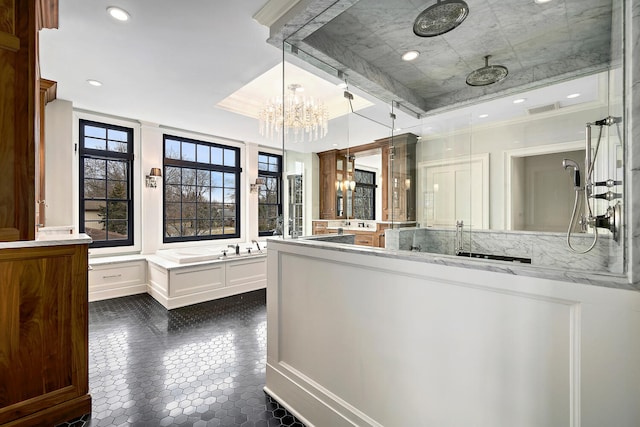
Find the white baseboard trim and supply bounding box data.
[266,362,380,427]
[89,284,147,302]
[147,281,266,310]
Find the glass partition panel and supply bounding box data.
[279,0,625,275]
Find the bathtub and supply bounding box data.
[156,244,265,264]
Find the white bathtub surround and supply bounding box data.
[266,238,640,426]
[387,227,620,276]
[147,251,267,309]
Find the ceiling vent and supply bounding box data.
[527,102,559,115]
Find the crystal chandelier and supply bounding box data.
[258,84,329,142]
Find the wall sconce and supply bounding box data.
[145,167,162,188]
[250,177,265,193]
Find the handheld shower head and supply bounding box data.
[562,159,581,190]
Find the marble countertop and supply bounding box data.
[268,236,635,291]
[0,233,92,250]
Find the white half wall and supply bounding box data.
[266,239,640,427]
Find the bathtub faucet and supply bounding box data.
[251,240,261,251]
[228,244,239,255]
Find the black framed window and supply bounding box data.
[258,153,282,236]
[354,169,376,220]
[163,135,240,242]
[79,119,134,248]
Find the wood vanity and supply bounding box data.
[0,2,91,425]
[312,220,390,247]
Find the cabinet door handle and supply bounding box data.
[103,274,122,279]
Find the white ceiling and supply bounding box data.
[39,0,607,153]
[39,0,286,147]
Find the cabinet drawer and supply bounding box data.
[354,233,374,246]
[89,261,145,289]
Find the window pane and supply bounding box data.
[196,203,210,220]
[182,203,196,219]
[223,149,236,167]
[211,171,223,187]
[107,128,128,142]
[84,137,106,150]
[107,141,128,153]
[84,158,106,179]
[107,181,128,199]
[196,169,210,186]
[182,168,197,185]
[197,145,210,164]
[165,166,181,184]
[182,220,196,236]
[224,173,235,187]
[85,125,106,139]
[165,139,181,159]
[211,147,223,165]
[182,142,196,162]
[106,220,129,240]
[107,160,127,181]
[224,189,236,203]
[165,203,182,220]
[165,185,182,202]
[211,188,223,203]
[165,220,181,237]
[84,179,106,198]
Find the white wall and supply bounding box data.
[44,99,74,227]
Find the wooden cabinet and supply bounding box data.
[0,243,91,426]
[318,151,341,219]
[311,220,388,248]
[312,221,329,235]
[0,1,57,241]
[379,134,417,222]
[317,133,417,222]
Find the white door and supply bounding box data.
[420,154,489,228]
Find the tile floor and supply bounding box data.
[57,290,304,427]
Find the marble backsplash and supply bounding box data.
[386,227,619,273]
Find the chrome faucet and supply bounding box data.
[251,239,261,251]
[228,244,239,255]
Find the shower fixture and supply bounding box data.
[562,159,581,190]
[413,0,469,37]
[564,116,623,253]
[466,55,508,86]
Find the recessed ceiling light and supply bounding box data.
[332,143,338,147]
[513,98,526,104]
[534,0,552,4]
[87,79,102,87]
[107,6,130,22]
[478,114,489,118]
[337,82,348,89]
[402,51,420,61]
[567,93,581,99]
